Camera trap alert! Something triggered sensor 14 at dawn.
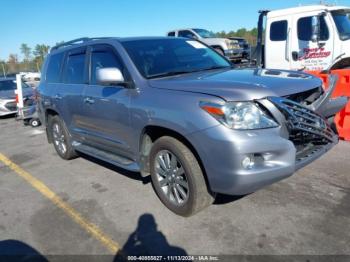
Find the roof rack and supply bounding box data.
[50,37,114,52]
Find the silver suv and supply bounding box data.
[38,37,344,216]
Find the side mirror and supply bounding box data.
[311,16,320,43]
[96,67,125,86]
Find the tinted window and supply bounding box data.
[168,32,175,36]
[63,52,86,84]
[122,38,231,79]
[178,30,196,38]
[46,52,64,83]
[270,20,288,41]
[90,49,123,85]
[298,16,329,41]
[332,11,350,40]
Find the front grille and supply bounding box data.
[4,101,17,111]
[268,97,335,162]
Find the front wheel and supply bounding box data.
[150,136,215,216]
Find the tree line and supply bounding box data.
[215,28,258,45]
[1,28,257,75]
[0,43,55,76]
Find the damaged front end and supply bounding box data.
[266,75,347,169]
[286,74,349,119]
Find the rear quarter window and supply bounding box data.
[46,52,64,83]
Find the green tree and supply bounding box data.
[20,43,31,71]
[33,44,50,70]
[7,54,19,73]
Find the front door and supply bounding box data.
[81,44,131,156]
[289,12,334,71]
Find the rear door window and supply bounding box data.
[168,32,175,36]
[63,50,86,84]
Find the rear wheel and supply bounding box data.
[48,115,78,160]
[150,136,215,217]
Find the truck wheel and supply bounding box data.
[150,136,215,216]
[29,118,40,127]
[48,115,78,160]
[214,47,224,56]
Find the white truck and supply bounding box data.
[167,28,243,61]
[255,5,350,71]
[254,4,350,141]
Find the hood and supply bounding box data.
[148,68,323,101]
[202,38,236,46]
[0,87,34,100]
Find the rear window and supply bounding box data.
[270,20,288,41]
[63,52,86,84]
[46,53,64,83]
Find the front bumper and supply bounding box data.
[224,48,244,59]
[186,98,338,195]
[0,99,17,116]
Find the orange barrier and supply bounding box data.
[307,70,350,141]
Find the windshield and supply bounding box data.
[122,38,231,79]
[192,29,216,38]
[0,80,29,91]
[332,10,350,40]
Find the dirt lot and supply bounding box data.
[0,116,349,260]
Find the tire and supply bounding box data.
[214,47,225,56]
[150,136,215,217]
[29,118,40,127]
[48,115,78,160]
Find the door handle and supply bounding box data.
[54,94,62,100]
[84,97,95,104]
[292,51,299,61]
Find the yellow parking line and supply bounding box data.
[0,153,120,254]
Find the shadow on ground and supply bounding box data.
[214,194,247,205]
[79,153,151,185]
[114,213,187,261]
[0,239,48,262]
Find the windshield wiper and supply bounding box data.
[147,66,231,79]
[148,70,197,79]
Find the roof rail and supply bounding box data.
[50,37,114,52]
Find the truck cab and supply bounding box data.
[167,28,243,61]
[263,5,350,71]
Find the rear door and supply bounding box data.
[56,47,88,139]
[289,12,334,71]
[81,44,131,156]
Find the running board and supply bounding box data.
[72,142,140,172]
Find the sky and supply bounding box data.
[2,0,350,60]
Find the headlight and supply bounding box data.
[200,101,278,130]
